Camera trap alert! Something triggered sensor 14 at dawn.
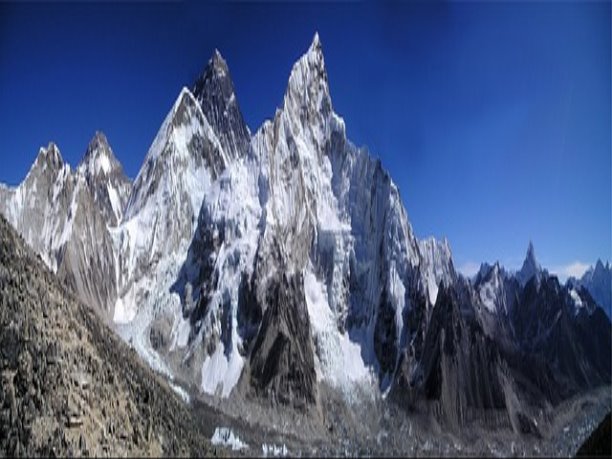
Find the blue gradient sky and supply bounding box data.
[0,2,609,278]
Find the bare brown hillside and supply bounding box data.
[0,214,217,457]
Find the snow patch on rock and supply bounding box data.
[211,427,248,451]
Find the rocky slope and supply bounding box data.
[0,214,215,456]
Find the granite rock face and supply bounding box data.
[245,272,318,410]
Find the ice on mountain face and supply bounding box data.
[114,87,223,327]
[81,147,111,176]
[113,291,136,324]
[200,342,245,398]
[106,184,122,222]
[304,268,373,392]
[570,288,584,314]
[478,264,502,313]
[418,237,456,306]
[389,262,406,352]
[172,154,261,399]
[104,88,230,395]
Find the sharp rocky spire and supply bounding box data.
[192,48,250,160]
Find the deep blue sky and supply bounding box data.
[1,1,610,277]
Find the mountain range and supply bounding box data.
[0,33,610,452]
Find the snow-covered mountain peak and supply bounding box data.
[35,142,65,172]
[75,131,131,226]
[209,48,228,76]
[310,31,321,50]
[284,31,330,116]
[78,131,120,178]
[124,86,225,221]
[526,240,536,261]
[517,240,541,286]
[143,87,219,165]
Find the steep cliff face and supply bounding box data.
[394,285,511,429]
[77,131,131,226]
[192,50,251,160]
[242,272,318,409]
[56,177,120,319]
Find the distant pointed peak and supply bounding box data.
[177,86,197,105]
[526,240,535,258]
[196,48,229,84]
[518,240,541,286]
[192,49,250,159]
[78,131,119,177]
[309,31,322,53]
[209,48,228,75]
[212,48,225,63]
[303,31,325,68]
[172,87,202,122]
[41,141,60,156]
[284,32,330,112]
[161,87,196,121]
[86,130,111,154]
[595,258,605,271]
[36,142,64,170]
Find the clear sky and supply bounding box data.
[0,1,610,279]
